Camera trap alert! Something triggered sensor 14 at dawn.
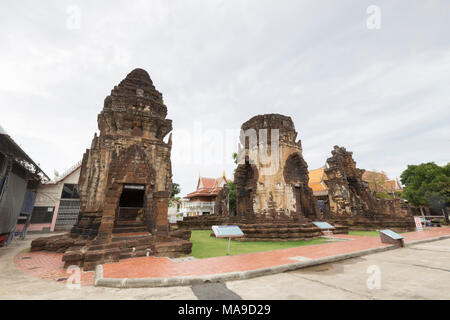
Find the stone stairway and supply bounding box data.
[111,220,154,258]
[113,220,148,234]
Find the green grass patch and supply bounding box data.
[348,230,380,237]
[189,230,329,259]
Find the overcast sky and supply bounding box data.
[1,0,449,196]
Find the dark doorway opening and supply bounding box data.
[117,185,145,221]
[119,188,145,207]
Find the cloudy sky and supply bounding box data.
[1,0,449,196]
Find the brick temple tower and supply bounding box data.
[31,69,192,270]
[235,114,321,222]
[71,68,173,244]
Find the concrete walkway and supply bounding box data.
[227,238,450,300]
[2,231,450,299]
[11,228,450,288]
[1,235,195,299]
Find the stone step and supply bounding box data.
[114,220,145,227]
[112,226,148,234]
[119,245,153,259]
[120,250,150,259]
[120,244,152,252]
[111,232,151,242]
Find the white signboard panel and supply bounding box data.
[212,225,244,238]
[313,221,335,230]
[414,216,423,231]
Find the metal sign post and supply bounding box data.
[212,225,244,256]
[313,221,335,237]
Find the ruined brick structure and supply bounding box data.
[323,146,415,231]
[31,69,192,269]
[72,68,173,241]
[178,114,334,240]
[213,184,230,216]
[235,114,321,222]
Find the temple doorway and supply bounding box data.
[117,185,145,222]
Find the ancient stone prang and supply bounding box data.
[235,114,321,222]
[323,146,379,216]
[323,146,415,231]
[73,68,173,242]
[31,69,192,269]
[177,114,335,240]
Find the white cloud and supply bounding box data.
[0,0,449,195]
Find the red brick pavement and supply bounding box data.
[14,251,94,286]
[13,227,450,285]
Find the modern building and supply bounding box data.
[180,173,228,217]
[15,162,82,233]
[168,199,181,224]
[0,124,49,245]
[36,162,81,232]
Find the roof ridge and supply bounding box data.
[53,160,82,183]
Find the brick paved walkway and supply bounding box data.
[14,227,450,286]
[14,252,94,286]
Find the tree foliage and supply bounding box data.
[400,162,450,209]
[227,181,236,215]
[365,170,388,192]
[228,152,238,215]
[169,182,181,207]
[170,182,181,199]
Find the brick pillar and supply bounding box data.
[154,191,170,237]
[95,184,121,244]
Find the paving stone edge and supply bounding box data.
[94,235,450,288]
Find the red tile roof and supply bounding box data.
[308,166,329,196]
[185,174,228,199]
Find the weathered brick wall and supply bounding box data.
[70,68,173,242]
[214,184,230,216]
[235,114,321,222]
[323,145,415,230]
[32,69,192,270]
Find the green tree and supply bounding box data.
[171,182,181,199]
[365,170,388,192]
[365,170,392,199]
[169,182,181,207]
[227,181,236,215]
[400,162,450,223]
[228,152,238,215]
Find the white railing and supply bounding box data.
[182,201,215,209]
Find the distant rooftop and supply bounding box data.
[185,173,228,199]
[308,166,328,196]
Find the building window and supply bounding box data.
[61,184,79,199]
[55,199,80,228]
[30,207,55,223]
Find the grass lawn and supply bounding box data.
[348,230,380,237]
[189,230,330,259]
